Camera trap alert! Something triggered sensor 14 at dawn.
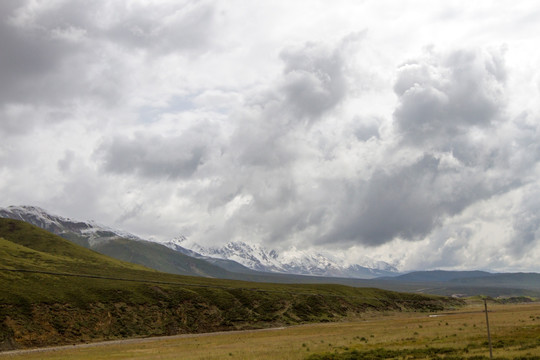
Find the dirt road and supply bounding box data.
[0,326,287,357]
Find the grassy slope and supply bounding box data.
[59,230,241,278]
[0,219,461,350]
[0,219,153,275]
[91,237,237,278]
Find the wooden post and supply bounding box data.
[484,298,493,359]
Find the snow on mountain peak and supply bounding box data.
[168,235,188,246]
[0,205,141,244]
[176,240,398,278]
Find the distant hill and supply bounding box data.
[381,270,493,282]
[446,272,540,289]
[373,270,540,298]
[0,218,461,350]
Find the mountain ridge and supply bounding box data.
[0,205,239,278]
[0,205,142,245]
[165,238,399,279]
[0,205,399,279]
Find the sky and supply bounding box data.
[1,0,540,272]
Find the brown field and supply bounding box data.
[1,301,539,360]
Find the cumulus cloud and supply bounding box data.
[393,48,506,153]
[509,184,540,257]
[0,0,219,119]
[0,1,85,106]
[317,154,487,246]
[231,38,359,166]
[280,42,347,120]
[312,47,525,247]
[97,120,222,179]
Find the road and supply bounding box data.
[0,326,288,357]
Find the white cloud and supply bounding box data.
[2,0,540,272]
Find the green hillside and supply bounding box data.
[0,219,462,351]
[0,219,154,276]
[59,231,239,278]
[92,237,236,278]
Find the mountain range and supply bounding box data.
[1,205,540,298]
[0,205,398,279]
[164,237,398,279]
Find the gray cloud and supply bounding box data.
[0,1,85,106]
[510,185,540,257]
[352,116,381,141]
[0,0,218,126]
[200,44,520,251]
[97,121,221,179]
[229,110,290,168]
[279,42,347,120]
[318,154,492,246]
[229,38,356,168]
[306,48,528,248]
[0,104,73,135]
[116,203,144,225]
[57,150,75,173]
[299,47,534,248]
[104,1,216,53]
[99,135,205,179]
[393,48,506,153]
[196,39,357,246]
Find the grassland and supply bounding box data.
[1,302,538,359]
[0,219,461,350]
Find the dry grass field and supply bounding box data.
[1,301,539,360]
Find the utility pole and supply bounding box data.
[484,298,493,359]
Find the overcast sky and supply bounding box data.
[2,0,540,272]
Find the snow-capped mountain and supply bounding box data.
[164,238,399,279]
[0,205,141,245]
[1,205,399,279]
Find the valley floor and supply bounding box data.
[1,302,539,360]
